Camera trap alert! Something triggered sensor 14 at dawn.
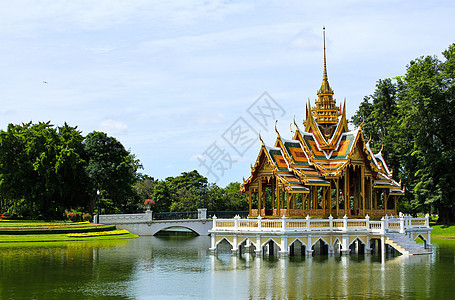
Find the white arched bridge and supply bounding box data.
[97,209,213,236]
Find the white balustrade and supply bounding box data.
[210,212,431,233]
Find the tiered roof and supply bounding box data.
[242,28,403,196]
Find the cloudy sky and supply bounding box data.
[0,0,453,186]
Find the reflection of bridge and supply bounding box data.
[97,209,215,236]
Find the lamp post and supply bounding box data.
[96,189,100,223]
[198,186,206,208]
[197,185,207,220]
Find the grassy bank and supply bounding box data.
[430,222,455,238]
[0,220,137,242]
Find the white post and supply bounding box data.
[212,215,217,230]
[399,214,405,234]
[306,236,314,256]
[281,215,287,232]
[384,215,389,233]
[234,215,240,231]
[341,235,351,255]
[232,235,238,253]
[198,208,207,220]
[343,215,348,232]
[380,216,386,235]
[210,234,216,252]
[279,236,289,257]
[365,235,372,254]
[425,213,430,227]
[255,235,262,255]
[329,215,333,232]
[257,215,262,230]
[145,210,152,222]
[306,215,311,230]
[365,214,370,231]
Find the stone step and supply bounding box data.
[385,233,430,255]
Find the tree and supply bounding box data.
[352,44,455,223]
[0,122,89,219]
[84,131,142,214]
[151,180,172,212]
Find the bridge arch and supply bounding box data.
[149,220,212,236]
[153,225,199,236]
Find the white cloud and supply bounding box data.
[99,120,128,135]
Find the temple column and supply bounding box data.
[394,196,398,215]
[248,191,252,216]
[292,194,296,209]
[258,177,262,217]
[303,194,308,214]
[374,188,378,210]
[313,186,317,210]
[370,177,373,215]
[344,169,349,215]
[362,165,365,216]
[336,178,339,217]
[384,191,388,215]
[271,178,275,216]
[276,181,281,216]
[322,187,326,215]
[286,192,290,217]
[328,181,332,216]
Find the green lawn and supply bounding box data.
[430,223,455,238]
[0,220,137,242]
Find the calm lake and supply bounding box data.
[0,235,454,299]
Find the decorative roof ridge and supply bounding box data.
[365,140,380,169]
[374,151,392,176]
[264,144,281,151]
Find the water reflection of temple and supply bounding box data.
[209,28,432,257]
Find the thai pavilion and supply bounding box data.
[241,35,404,220]
[209,29,431,257]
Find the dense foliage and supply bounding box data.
[0,121,247,219]
[0,122,141,219]
[133,170,248,213]
[352,43,455,223]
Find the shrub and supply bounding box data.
[82,213,92,222]
[67,212,80,222]
[144,199,155,206]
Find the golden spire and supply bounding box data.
[323,26,328,82]
[312,26,340,138]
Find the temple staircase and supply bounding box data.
[385,233,431,255]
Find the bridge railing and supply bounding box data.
[99,213,151,224]
[153,211,198,220]
[96,210,248,223]
[211,214,431,234]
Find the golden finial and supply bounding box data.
[259,131,265,146]
[323,26,328,82]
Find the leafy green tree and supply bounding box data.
[223,182,248,211]
[151,180,173,212]
[352,43,455,223]
[84,131,142,214]
[0,122,89,219]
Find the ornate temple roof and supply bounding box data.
[242,28,403,195]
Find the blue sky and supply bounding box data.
[0,0,453,186]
